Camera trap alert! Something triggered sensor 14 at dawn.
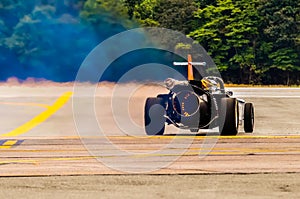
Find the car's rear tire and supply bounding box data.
[144,97,166,136]
[244,103,254,133]
[220,98,239,136]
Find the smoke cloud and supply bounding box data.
[0,1,192,83]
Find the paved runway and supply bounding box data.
[0,85,299,176]
[0,136,300,176]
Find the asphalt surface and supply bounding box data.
[0,84,299,198]
[0,85,299,137]
[0,136,300,176]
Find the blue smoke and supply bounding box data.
[0,1,192,82]
[0,0,128,82]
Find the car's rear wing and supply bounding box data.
[173,62,207,66]
[173,54,206,81]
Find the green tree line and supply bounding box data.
[122,0,300,84]
[0,0,299,84]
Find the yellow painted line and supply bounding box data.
[2,144,300,164]
[0,140,18,149]
[4,135,300,140]
[0,102,50,109]
[2,145,300,154]
[93,135,300,140]
[92,135,300,139]
[2,146,300,165]
[0,156,97,165]
[2,147,300,154]
[1,92,73,137]
[134,135,300,139]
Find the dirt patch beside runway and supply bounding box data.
[0,174,299,199]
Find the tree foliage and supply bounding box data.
[258,0,300,84]
[0,0,299,84]
[0,0,99,81]
[190,0,262,83]
[128,0,197,34]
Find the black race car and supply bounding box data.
[144,57,254,136]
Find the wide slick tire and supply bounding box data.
[144,97,166,136]
[244,103,254,133]
[220,98,239,136]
